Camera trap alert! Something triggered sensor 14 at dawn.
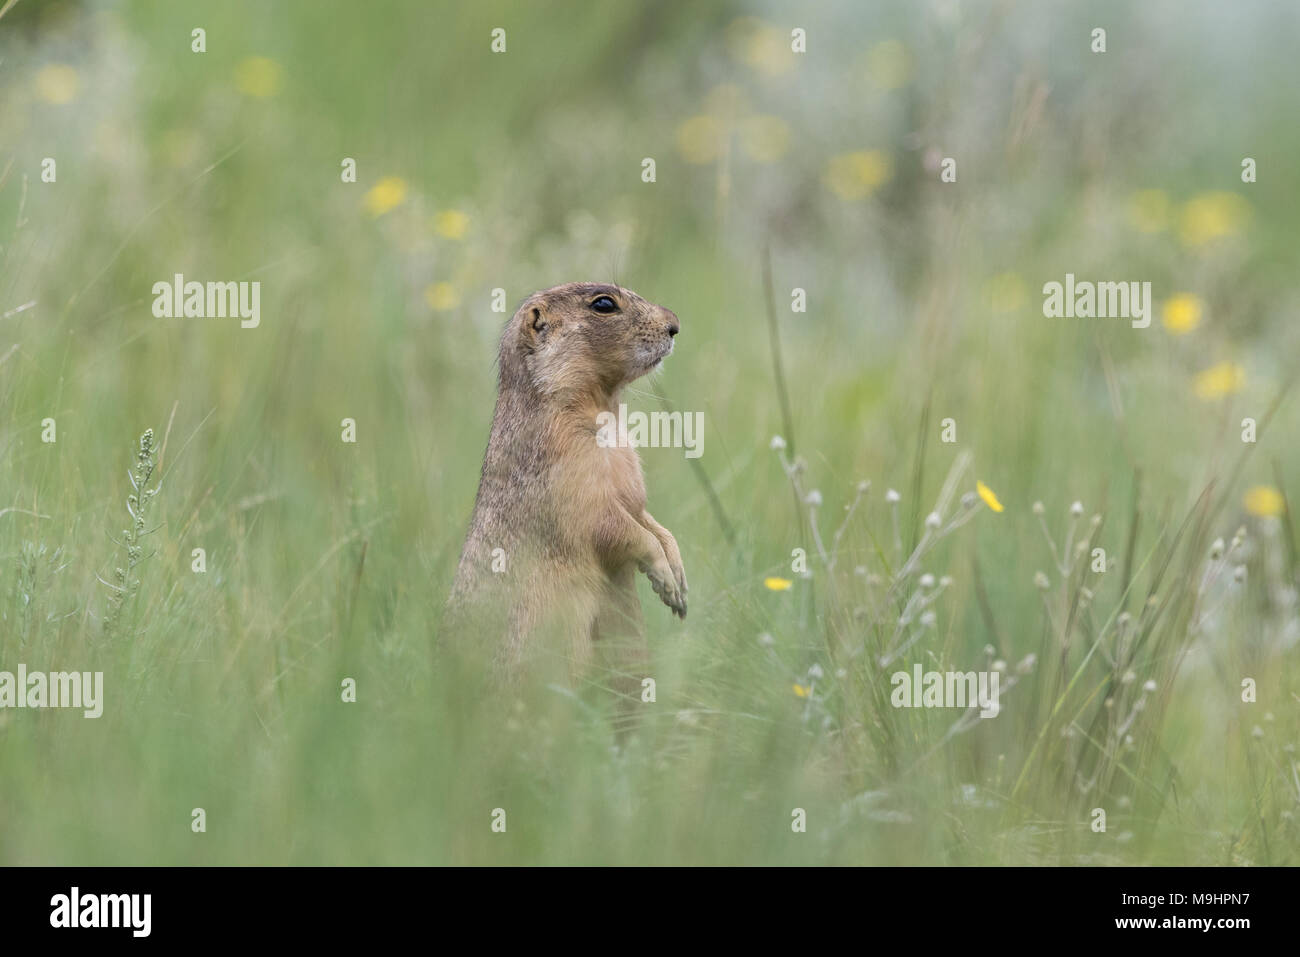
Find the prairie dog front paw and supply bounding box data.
[643,557,687,619]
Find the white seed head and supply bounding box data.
[1032,501,1045,515]
[1070,501,1084,517]
[939,575,953,588]
[805,489,823,507]
[1210,538,1225,560]
[857,480,870,493]
[1233,564,1247,584]
[1016,653,1037,674]
[885,488,900,504]
[983,644,995,656]
[960,491,977,509]
[1143,679,1157,692]
[807,663,824,680]
[854,565,867,576]
[758,632,775,647]
[1252,725,1264,739]
[1122,670,1136,684]
[925,511,941,530]
[769,435,787,451]
[992,659,1007,672]
[920,610,937,628]
[919,573,935,588]
[1033,571,1050,590]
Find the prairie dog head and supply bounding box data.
[502,283,680,400]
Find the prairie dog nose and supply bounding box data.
[662,307,680,337]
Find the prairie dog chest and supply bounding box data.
[595,442,646,512]
[549,437,646,521]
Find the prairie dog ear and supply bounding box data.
[519,302,549,354]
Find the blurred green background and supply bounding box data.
[1,0,1298,864]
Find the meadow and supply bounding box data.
[1,0,1298,865]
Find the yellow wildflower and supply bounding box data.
[1243,486,1285,517]
[234,57,282,98]
[1179,192,1249,246]
[764,577,793,591]
[434,210,470,240]
[1193,361,1245,399]
[364,176,407,218]
[976,481,1004,513]
[1162,294,1204,334]
[824,150,892,200]
[792,684,811,698]
[35,64,79,104]
[724,18,792,76]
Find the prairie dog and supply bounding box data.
[448,283,687,677]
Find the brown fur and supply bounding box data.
[447,283,686,681]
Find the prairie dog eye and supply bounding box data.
[590,296,618,314]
